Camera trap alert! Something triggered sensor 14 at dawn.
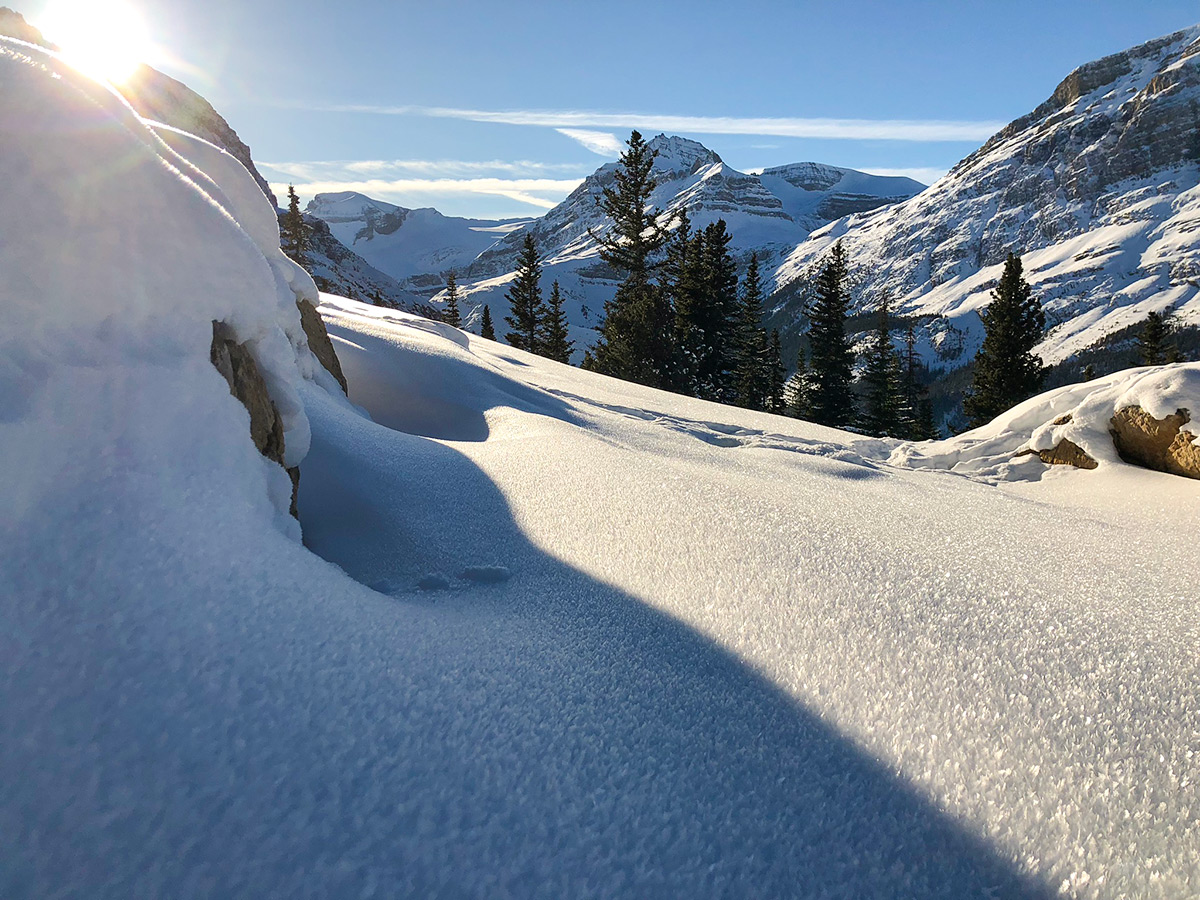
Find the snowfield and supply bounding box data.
[3,34,1200,900]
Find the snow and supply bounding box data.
[4,34,1200,900]
[889,364,1200,480]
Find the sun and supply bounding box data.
[36,0,154,84]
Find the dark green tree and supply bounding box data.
[282,184,309,265]
[584,131,674,388]
[541,281,575,363]
[1081,363,1096,381]
[1137,310,1171,366]
[806,242,855,427]
[479,304,496,340]
[786,346,811,419]
[859,293,903,436]
[963,252,1045,428]
[733,252,771,410]
[443,271,462,329]
[767,329,786,413]
[898,320,936,440]
[504,234,546,352]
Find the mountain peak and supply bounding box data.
[646,133,722,175]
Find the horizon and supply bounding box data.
[18,0,1200,218]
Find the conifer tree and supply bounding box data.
[898,320,936,440]
[479,304,496,340]
[963,252,1045,428]
[1081,363,1096,381]
[504,234,546,352]
[282,184,308,265]
[806,242,855,427]
[786,347,811,419]
[443,271,462,329]
[733,253,771,410]
[584,131,674,388]
[1137,310,1171,366]
[541,281,575,363]
[767,329,786,413]
[859,293,903,436]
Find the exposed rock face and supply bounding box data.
[297,298,348,393]
[1109,406,1200,479]
[210,321,299,516]
[773,26,1200,369]
[1022,439,1099,470]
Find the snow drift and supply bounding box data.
[3,33,1200,900]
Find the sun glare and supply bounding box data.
[36,0,153,84]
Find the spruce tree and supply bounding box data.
[733,253,771,410]
[282,184,308,265]
[786,347,811,419]
[1081,363,1096,381]
[480,304,496,340]
[443,271,462,329]
[504,234,546,352]
[541,281,575,363]
[1137,310,1171,366]
[806,242,855,427]
[767,329,786,413]
[859,293,903,436]
[898,320,936,440]
[584,131,674,388]
[963,252,1045,428]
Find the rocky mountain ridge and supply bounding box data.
[770,25,1200,375]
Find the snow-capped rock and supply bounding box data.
[772,26,1200,371]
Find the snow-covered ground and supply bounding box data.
[3,32,1200,900]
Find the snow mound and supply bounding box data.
[891,363,1200,480]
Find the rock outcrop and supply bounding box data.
[1109,406,1200,479]
[210,322,300,515]
[297,298,348,393]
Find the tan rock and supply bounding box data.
[297,298,347,394]
[1109,406,1200,479]
[1017,438,1098,470]
[211,321,298,516]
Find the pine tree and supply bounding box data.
[767,329,786,413]
[480,304,496,340]
[443,271,462,329]
[733,253,771,410]
[1081,363,1096,381]
[541,281,575,363]
[1137,310,1171,366]
[504,234,546,352]
[785,347,811,419]
[584,131,674,388]
[963,252,1045,428]
[859,293,903,436]
[806,242,855,427]
[898,320,936,440]
[282,184,308,265]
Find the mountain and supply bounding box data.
[434,134,923,355]
[306,191,529,292]
[771,26,1200,377]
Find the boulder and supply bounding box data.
[297,298,348,394]
[210,321,300,516]
[1019,438,1099,470]
[1109,406,1200,479]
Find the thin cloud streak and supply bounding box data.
[307,102,1005,142]
[555,128,625,156]
[262,158,593,178]
[273,176,584,210]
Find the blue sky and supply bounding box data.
[27,0,1200,217]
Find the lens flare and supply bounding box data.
[36,0,153,84]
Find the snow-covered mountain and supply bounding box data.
[6,33,1200,898]
[319,136,922,355]
[771,26,1200,372]
[306,191,529,288]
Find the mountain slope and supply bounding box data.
[345,135,922,353]
[306,191,529,290]
[772,26,1200,372]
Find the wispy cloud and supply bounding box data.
[269,176,584,210]
[555,128,625,156]
[303,102,1004,143]
[261,157,592,179]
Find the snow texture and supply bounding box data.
[3,35,1200,900]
